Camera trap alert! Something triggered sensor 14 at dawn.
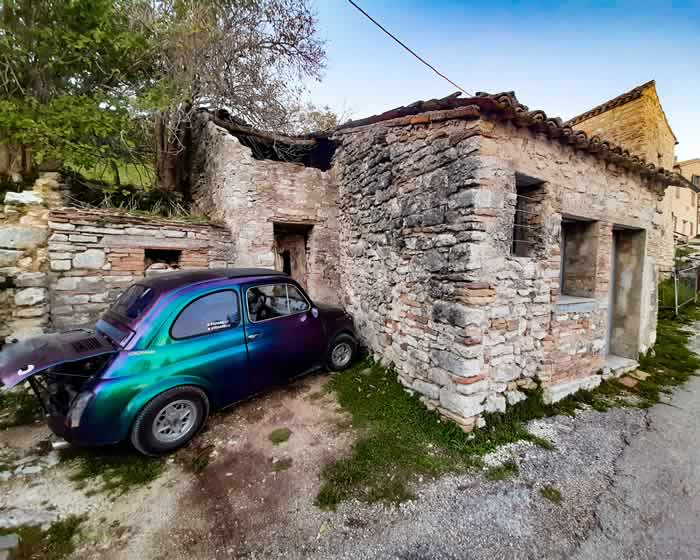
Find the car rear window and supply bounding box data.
[109,285,156,320]
[171,291,240,339]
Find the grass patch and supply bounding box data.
[539,484,563,504]
[271,457,293,472]
[0,515,85,560]
[60,446,164,496]
[634,304,700,407]
[485,460,519,481]
[0,390,42,428]
[268,428,292,445]
[67,161,155,189]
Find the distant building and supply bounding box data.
[567,80,699,246]
[676,159,700,228]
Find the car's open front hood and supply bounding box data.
[0,330,116,389]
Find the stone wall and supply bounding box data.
[0,173,64,342]
[47,208,235,330]
[331,109,671,429]
[570,82,679,264]
[191,118,340,304]
[570,84,676,170]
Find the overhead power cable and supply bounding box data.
[346,0,473,97]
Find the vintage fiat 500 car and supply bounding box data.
[0,269,357,456]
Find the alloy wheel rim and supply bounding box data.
[332,342,352,367]
[152,400,197,444]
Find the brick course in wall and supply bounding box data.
[47,208,235,330]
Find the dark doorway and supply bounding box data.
[281,250,292,275]
[273,223,313,287]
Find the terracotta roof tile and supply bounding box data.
[335,90,682,187]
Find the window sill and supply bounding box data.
[553,295,598,314]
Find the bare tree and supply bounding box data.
[137,0,326,192]
[285,101,353,135]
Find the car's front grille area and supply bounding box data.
[71,337,103,353]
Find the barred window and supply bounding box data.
[511,173,546,258]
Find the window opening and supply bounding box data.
[511,173,546,258]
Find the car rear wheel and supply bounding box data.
[130,386,209,456]
[327,334,357,371]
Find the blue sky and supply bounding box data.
[307,0,700,161]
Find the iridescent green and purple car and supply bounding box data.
[0,269,357,455]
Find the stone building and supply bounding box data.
[567,80,699,243]
[191,90,683,430]
[676,159,700,226]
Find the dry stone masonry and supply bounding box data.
[0,172,235,344]
[47,208,235,330]
[0,173,62,342]
[327,96,673,430]
[191,116,340,304]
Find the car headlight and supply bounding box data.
[68,392,93,428]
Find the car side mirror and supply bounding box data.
[311,307,319,318]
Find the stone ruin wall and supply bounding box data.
[0,173,62,342]
[332,110,671,430]
[570,86,676,270]
[47,208,235,330]
[0,172,235,343]
[191,118,340,304]
[332,109,495,431]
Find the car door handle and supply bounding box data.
[247,332,262,341]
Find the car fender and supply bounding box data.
[325,326,358,354]
[119,375,215,432]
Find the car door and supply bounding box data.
[243,281,327,384]
[154,288,271,406]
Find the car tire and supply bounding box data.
[130,386,209,457]
[327,334,357,371]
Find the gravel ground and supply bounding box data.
[3,336,699,559]
[302,407,647,560]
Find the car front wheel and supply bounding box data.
[327,334,357,371]
[130,386,209,456]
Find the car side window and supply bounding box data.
[247,283,310,323]
[171,291,240,339]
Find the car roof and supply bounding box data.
[139,268,287,294]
